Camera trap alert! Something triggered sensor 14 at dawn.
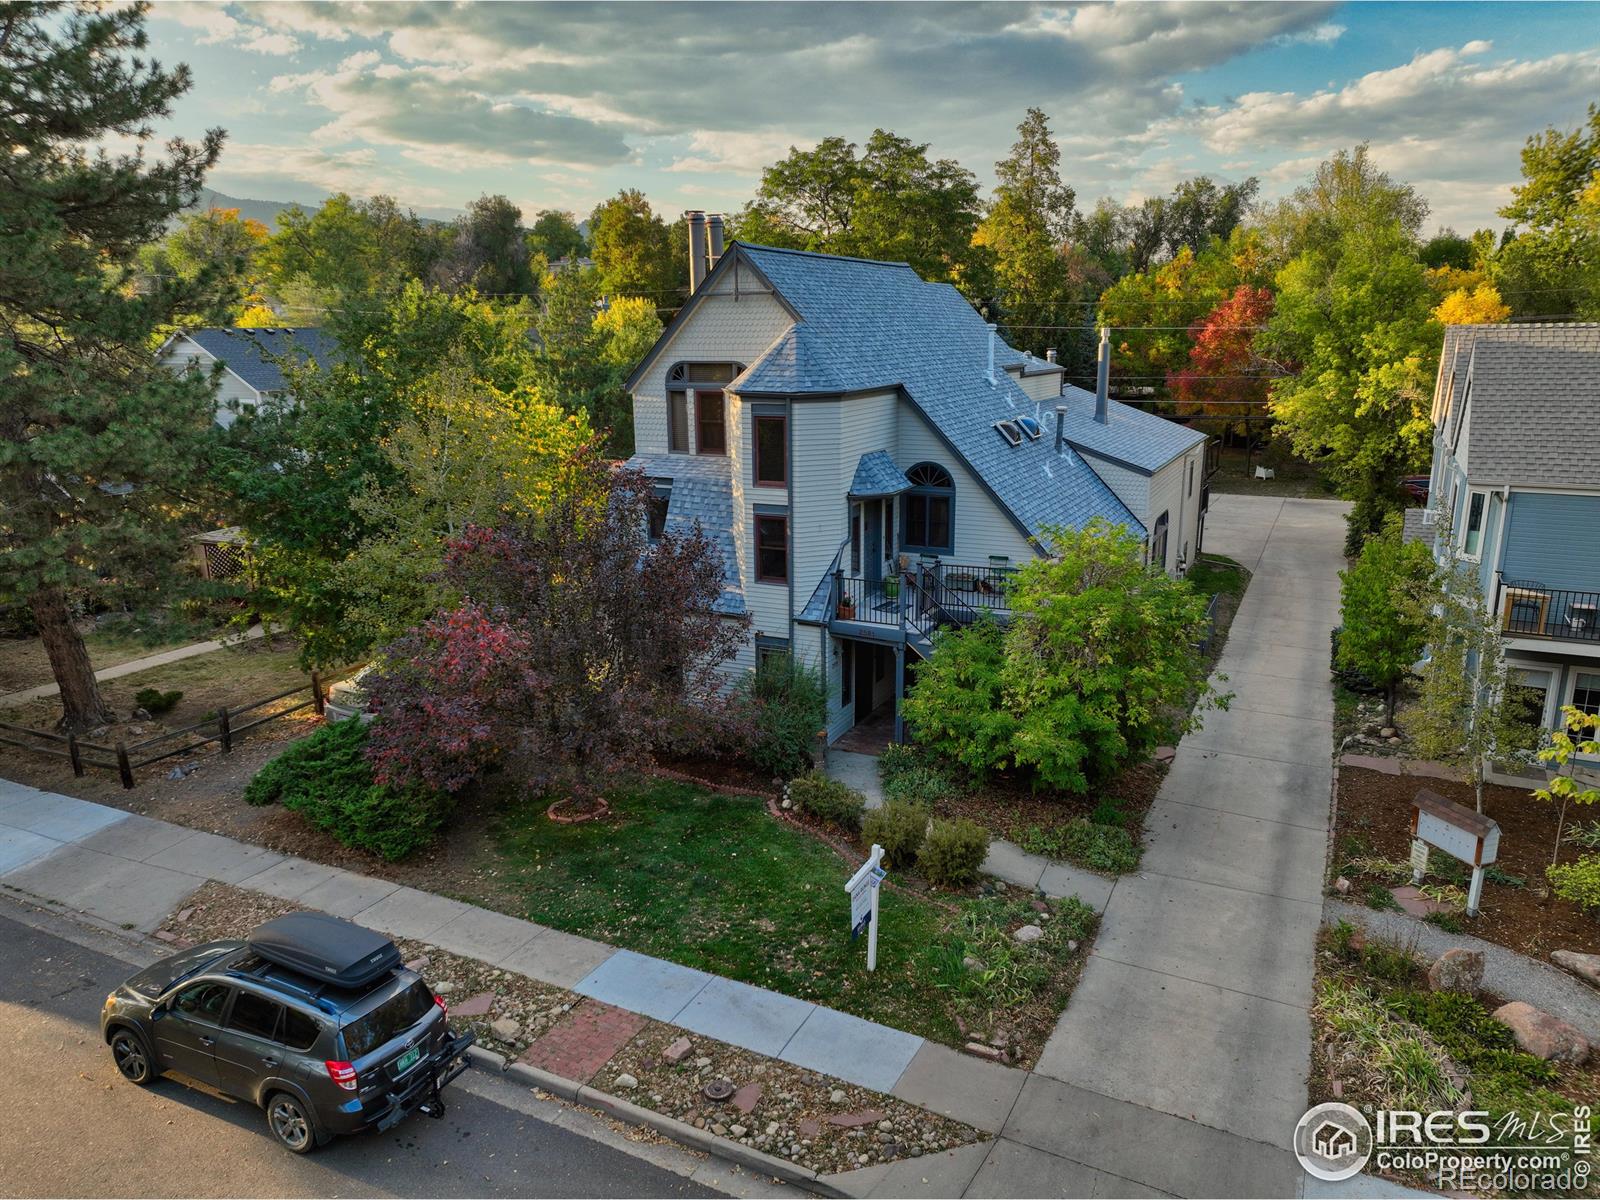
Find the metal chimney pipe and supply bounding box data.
[1046,348,1057,364]
[1055,406,1068,451]
[687,211,708,294]
[1095,327,1110,425]
[986,323,997,385]
[707,213,725,266]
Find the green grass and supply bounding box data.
[487,778,1094,1044]
[1186,554,1247,601]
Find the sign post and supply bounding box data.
[845,844,887,972]
[1409,788,1501,918]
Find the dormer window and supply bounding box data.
[1016,415,1043,441]
[994,420,1023,447]
[666,362,741,454]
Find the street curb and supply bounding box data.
[465,1047,844,1197]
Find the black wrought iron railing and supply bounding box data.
[1495,574,1600,642]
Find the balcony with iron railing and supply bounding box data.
[827,558,1020,648]
[1494,573,1600,644]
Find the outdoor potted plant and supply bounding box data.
[837,592,857,619]
[883,575,900,600]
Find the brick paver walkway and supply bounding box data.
[520,998,650,1083]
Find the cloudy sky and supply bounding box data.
[142,1,1600,233]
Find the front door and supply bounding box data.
[862,500,883,584]
[154,980,229,1086]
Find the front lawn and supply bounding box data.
[485,777,1095,1058]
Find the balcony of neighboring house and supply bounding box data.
[1494,573,1600,646]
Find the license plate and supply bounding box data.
[394,1046,422,1074]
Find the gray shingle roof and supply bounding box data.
[1454,325,1600,487]
[849,451,912,498]
[1055,385,1207,473]
[624,453,745,615]
[184,327,339,393]
[732,245,1141,539]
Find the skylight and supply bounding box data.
[1016,415,1043,440]
[994,420,1023,447]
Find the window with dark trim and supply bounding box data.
[754,414,786,485]
[665,362,740,455]
[756,638,790,678]
[696,391,726,455]
[755,514,788,583]
[646,484,670,543]
[902,462,954,554]
[1151,511,1170,569]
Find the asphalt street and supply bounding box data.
[0,902,732,1199]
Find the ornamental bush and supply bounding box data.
[245,718,452,860]
[1548,853,1600,912]
[134,687,182,715]
[918,818,990,887]
[735,658,826,781]
[879,746,962,807]
[862,800,929,870]
[787,771,866,831]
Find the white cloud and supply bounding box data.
[152,2,300,55]
[664,130,815,175]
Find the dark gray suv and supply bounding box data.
[100,913,474,1153]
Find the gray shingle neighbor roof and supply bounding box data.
[623,453,745,615]
[1056,385,1207,473]
[731,245,1141,539]
[1440,323,1600,488]
[182,327,339,393]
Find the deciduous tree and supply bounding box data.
[589,189,682,300]
[0,1,224,729]
[364,455,749,799]
[1335,516,1432,724]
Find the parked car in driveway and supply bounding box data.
[101,912,473,1153]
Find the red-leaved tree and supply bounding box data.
[364,452,750,799]
[1168,285,1276,438]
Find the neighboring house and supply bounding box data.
[624,227,1212,747]
[157,326,337,427]
[1423,322,1600,781]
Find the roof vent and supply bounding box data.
[1046,348,1058,364]
[994,419,1023,447]
[1016,415,1043,441]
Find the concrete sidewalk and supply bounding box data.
[0,624,267,708]
[0,774,1004,1135]
[954,494,1350,1198]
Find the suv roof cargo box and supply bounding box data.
[248,912,402,990]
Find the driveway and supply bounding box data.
[966,494,1350,1198]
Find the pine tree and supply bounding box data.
[0,2,224,729]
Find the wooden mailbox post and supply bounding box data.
[1410,788,1501,917]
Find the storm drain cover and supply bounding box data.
[702,1078,736,1102]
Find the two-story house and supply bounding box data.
[157,326,336,427]
[624,222,1211,748]
[1422,322,1600,781]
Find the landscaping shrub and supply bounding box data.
[949,895,1095,1011]
[734,658,826,781]
[245,718,452,860]
[862,800,929,870]
[1547,853,1600,911]
[134,687,182,715]
[918,818,990,886]
[786,771,865,831]
[882,762,961,807]
[1018,819,1140,874]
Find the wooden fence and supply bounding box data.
[0,672,327,789]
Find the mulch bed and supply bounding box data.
[159,881,983,1177]
[1334,766,1600,958]
[931,759,1169,848]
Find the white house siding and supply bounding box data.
[1147,455,1186,572]
[1164,446,1207,573]
[895,401,1036,565]
[159,337,262,428]
[631,274,793,457]
[1014,368,1064,404]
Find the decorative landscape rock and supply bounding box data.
[731,1083,763,1114]
[663,1036,694,1063]
[488,1017,521,1042]
[1013,924,1044,945]
[963,1041,1004,1061]
[451,991,496,1018]
[1551,950,1600,990]
[1492,1002,1591,1065]
[613,1073,638,1090]
[1427,948,1484,995]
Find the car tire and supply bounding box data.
[109,1028,154,1085]
[265,1091,319,1155]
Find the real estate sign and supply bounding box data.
[845,844,887,971]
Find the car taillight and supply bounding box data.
[433,993,447,1016]
[324,1060,358,1091]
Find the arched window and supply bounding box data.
[902,462,954,553]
